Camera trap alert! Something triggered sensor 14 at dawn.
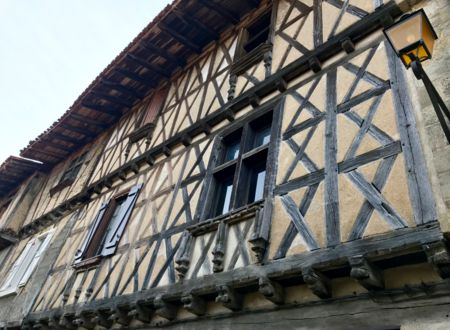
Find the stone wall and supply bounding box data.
[406,0,450,229]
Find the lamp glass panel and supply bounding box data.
[421,14,435,57]
[385,13,421,53]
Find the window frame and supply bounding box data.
[50,152,87,196]
[73,183,142,270]
[231,8,274,76]
[0,230,53,297]
[199,109,278,222]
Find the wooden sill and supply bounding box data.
[49,178,74,197]
[72,256,102,271]
[188,200,264,236]
[128,123,155,144]
[230,43,272,76]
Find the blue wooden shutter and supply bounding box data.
[101,184,142,257]
[73,201,109,264]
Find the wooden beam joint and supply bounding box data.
[423,241,450,279]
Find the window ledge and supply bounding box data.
[230,43,272,76]
[49,178,74,197]
[188,200,264,236]
[0,288,18,298]
[0,229,18,250]
[128,123,155,144]
[72,256,102,271]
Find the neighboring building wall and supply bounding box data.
[405,0,450,229]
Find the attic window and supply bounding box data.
[241,11,272,54]
[231,10,273,76]
[50,152,87,196]
[125,87,169,158]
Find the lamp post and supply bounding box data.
[383,9,450,144]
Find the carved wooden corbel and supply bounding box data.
[91,309,113,329]
[227,74,237,101]
[349,255,384,291]
[212,222,227,273]
[302,267,331,299]
[215,285,242,311]
[108,305,131,326]
[249,206,268,263]
[47,315,64,330]
[59,313,76,330]
[181,293,206,316]
[128,300,152,323]
[258,277,285,305]
[153,295,177,321]
[263,49,273,77]
[249,94,261,108]
[308,57,322,73]
[423,241,450,278]
[73,311,95,330]
[175,231,193,280]
[341,37,355,54]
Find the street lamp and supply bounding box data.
[383,9,450,143]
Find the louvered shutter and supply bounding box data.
[142,88,168,125]
[0,239,34,294]
[18,232,53,287]
[73,201,109,264]
[101,184,142,257]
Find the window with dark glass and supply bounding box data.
[209,112,273,218]
[232,10,272,75]
[60,152,87,184]
[73,184,142,268]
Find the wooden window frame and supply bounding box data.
[231,9,274,76]
[50,152,87,196]
[73,184,142,270]
[199,110,277,222]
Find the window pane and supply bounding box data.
[224,141,240,162]
[249,169,266,203]
[215,177,234,216]
[253,126,271,148]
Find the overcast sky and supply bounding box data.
[0,0,171,164]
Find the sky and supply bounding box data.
[0,0,171,164]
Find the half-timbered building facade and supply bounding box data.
[1,0,449,329]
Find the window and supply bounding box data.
[208,112,273,218]
[50,152,87,196]
[73,183,142,268]
[231,10,273,75]
[239,11,272,56]
[0,230,53,297]
[126,87,169,157]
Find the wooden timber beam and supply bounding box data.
[115,68,157,87]
[59,124,97,138]
[172,8,219,41]
[90,91,134,108]
[69,113,109,129]
[197,0,240,24]
[81,102,122,118]
[100,79,145,99]
[35,140,74,153]
[140,41,186,67]
[50,132,83,145]
[126,54,171,79]
[30,148,65,161]
[158,22,203,54]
